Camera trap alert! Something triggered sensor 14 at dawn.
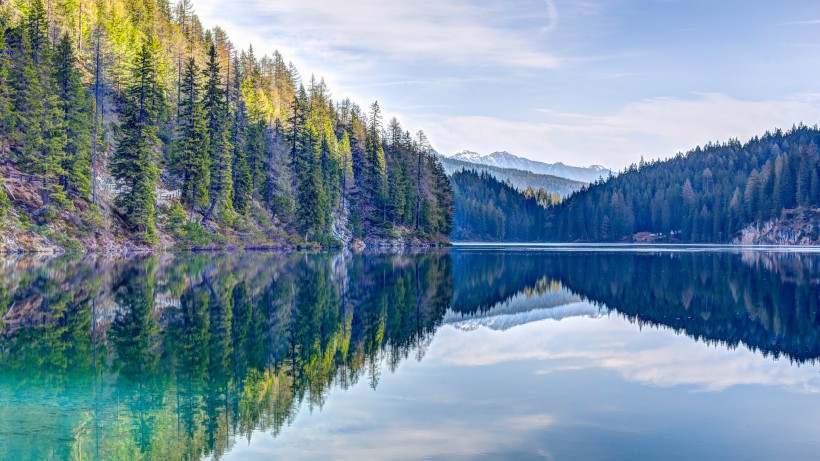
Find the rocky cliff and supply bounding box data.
[736,208,820,245]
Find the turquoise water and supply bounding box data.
[1,248,820,460]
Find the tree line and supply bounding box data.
[0,0,452,246]
[549,125,820,242]
[451,170,549,241]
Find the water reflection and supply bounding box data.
[451,248,820,363]
[1,248,820,460]
[0,252,450,460]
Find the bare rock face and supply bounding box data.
[331,205,353,245]
[735,208,820,245]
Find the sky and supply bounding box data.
[196,0,820,170]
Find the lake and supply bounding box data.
[2,246,820,460]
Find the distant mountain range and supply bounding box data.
[447,150,611,184]
[438,155,585,197]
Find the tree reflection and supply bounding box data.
[451,249,820,362]
[0,251,450,460]
[4,248,817,460]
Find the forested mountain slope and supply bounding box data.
[437,155,585,197]
[451,170,548,241]
[549,125,820,243]
[0,0,452,251]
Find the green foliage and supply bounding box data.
[311,232,343,248]
[0,0,455,248]
[203,42,233,218]
[551,125,820,243]
[523,186,562,208]
[451,170,547,241]
[53,233,83,251]
[0,18,12,158]
[0,184,9,225]
[35,205,59,225]
[0,253,453,459]
[173,57,210,212]
[349,207,363,239]
[53,32,92,198]
[110,38,165,244]
[175,221,222,248]
[163,201,188,236]
[231,106,252,215]
[296,134,329,237]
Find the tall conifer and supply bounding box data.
[175,57,210,214]
[110,38,165,244]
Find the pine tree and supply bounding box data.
[0,20,12,159]
[8,3,50,172]
[320,133,339,216]
[414,130,429,230]
[365,101,386,222]
[296,126,328,237]
[797,149,813,207]
[339,131,353,209]
[20,0,70,207]
[288,85,307,196]
[229,54,251,215]
[110,38,165,244]
[175,56,210,215]
[53,32,92,198]
[231,117,251,214]
[202,43,233,221]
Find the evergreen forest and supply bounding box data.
[549,125,820,243]
[0,0,452,250]
[451,170,549,241]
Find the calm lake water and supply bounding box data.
[2,247,820,460]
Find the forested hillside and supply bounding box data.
[549,125,820,243]
[437,155,584,198]
[451,170,548,241]
[0,0,452,251]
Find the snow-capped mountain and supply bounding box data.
[449,150,611,184]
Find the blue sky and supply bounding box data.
[197,0,820,169]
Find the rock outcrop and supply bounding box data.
[735,208,820,245]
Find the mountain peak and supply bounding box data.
[452,150,483,161]
[446,150,611,184]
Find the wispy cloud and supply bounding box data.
[774,19,820,27]
[542,0,560,33]
[430,313,820,393]
[195,0,820,169]
[337,76,502,90]
[418,93,820,169]
[198,0,562,70]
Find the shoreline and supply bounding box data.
[6,240,820,256]
[450,242,820,252]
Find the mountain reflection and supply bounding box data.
[2,248,820,460]
[451,248,820,362]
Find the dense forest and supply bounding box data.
[450,170,548,241]
[0,0,452,250]
[549,125,820,243]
